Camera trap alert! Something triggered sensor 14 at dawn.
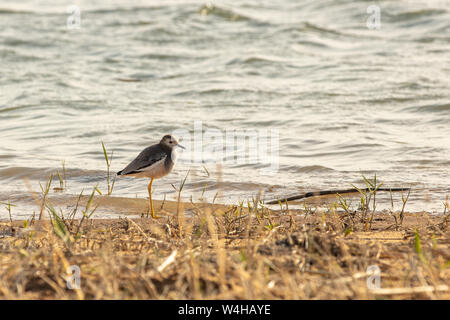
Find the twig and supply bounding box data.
[157,249,178,273]
[370,285,448,295]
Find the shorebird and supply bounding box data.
[117,134,184,218]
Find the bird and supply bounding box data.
[117,134,184,218]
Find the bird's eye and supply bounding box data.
[169,141,173,144]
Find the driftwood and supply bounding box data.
[265,188,410,205]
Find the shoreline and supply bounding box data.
[1,190,448,222]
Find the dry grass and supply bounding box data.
[0,194,449,300]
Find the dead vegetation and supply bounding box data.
[0,188,449,299]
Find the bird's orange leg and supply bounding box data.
[147,178,159,218]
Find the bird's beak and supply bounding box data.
[177,144,185,149]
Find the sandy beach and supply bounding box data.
[1,194,448,299]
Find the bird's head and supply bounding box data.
[160,134,185,150]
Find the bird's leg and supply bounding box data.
[147,178,159,218]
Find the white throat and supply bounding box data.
[170,148,178,163]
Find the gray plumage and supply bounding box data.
[117,144,170,176]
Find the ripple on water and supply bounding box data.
[0,0,449,216]
[198,4,253,22]
[402,103,450,113]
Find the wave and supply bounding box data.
[0,8,32,14]
[402,103,450,113]
[385,9,447,23]
[281,165,336,173]
[0,167,105,181]
[198,4,252,22]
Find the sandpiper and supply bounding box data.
[117,134,184,218]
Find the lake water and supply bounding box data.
[1,0,449,219]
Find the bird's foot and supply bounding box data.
[151,209,160,219]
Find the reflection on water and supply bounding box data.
[0,0,449,219]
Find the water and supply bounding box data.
[1,0,449,219]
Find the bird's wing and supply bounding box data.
[117,144,167,175]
